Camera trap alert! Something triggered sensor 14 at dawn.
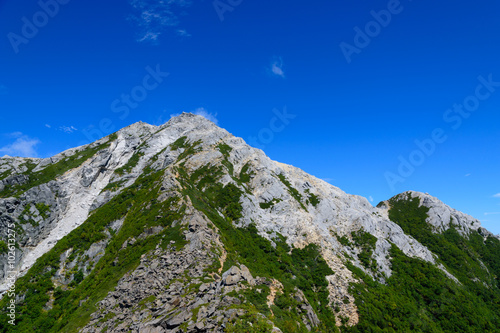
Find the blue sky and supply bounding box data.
[1,0,500,233]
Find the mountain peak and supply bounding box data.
[114,113,217,139]
[1,120,500,332]
[161,112,218,129]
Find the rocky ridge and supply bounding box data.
[0,113,498,332]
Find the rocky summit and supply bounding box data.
[0,113,499,332]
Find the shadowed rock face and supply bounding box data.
[0,113,496,332]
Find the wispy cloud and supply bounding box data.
[484,212,500,216]
[176,29,191,37]
[45,124,77,133]
[465,173,471,177]
[7,132,23,139]
[0,133,40,157]
[192,107,218,125]
[493,193,500,198]
[170,107,219,125]
[59,125,78,134]
[128,0,192,43]
[270,57,285,78]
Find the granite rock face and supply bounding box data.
[0,113,494,331]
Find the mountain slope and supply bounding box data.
[0,113,499,332]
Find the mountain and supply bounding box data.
[0,113,499,332]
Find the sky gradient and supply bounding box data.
[1,0,500,233]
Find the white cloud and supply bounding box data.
[493,193,500,198]
[128,0,192,43]
[176,29,191,37]
[270,57,285,78]
[192,107,218,125]
[59,125,78,134]
[170,107,219,125]
[484,212,500,216]
[369,196,374,202]
[45,124,51,128]
[7,132,23,138]
[0,133,40,157]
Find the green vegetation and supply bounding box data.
[35,203,51,219]
[101,180,127,192]
[242,284,271,316]
[217,143,234,176]
[0,169,12,181]
[217,143,232,157]
[99,312,116,323]
[188,163,224,191]
[137,295,156,309]
[170,136,202,161]
[170,136,188,150]
[344,193,500,332]
[226,311,274,333]
[216,183,244,220]
[0,164,187,332]
[338,235,351,247]
[69,270,84,287]
[271,244,337,332]
[180,162,243,220]
[467,231,500,288]
[388,194,500,289]
[108,133,118,142]
[351,230,377,270]
[114,151,144,175]
[259,198,282,210]
[0,241,8,255]
[277,174,307,211]
[239,162,254,184]
[305,189,320,207]
[344,245,500,332]
[0,143,110,198]
[19,204,38,227]
[18,203,51,227]
[388,195,432,241]
[179,140,202,160]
